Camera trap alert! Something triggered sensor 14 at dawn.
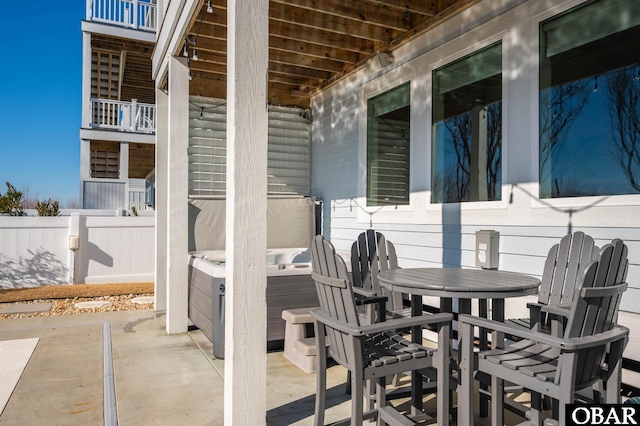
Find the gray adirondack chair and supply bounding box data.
[310,235,453,426]
[503,232,597,411]
[509,231,597,332]
[458,241,630,426]
[351,229,406,317]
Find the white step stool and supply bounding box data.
[281,307,322,373]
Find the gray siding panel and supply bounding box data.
[83,181,126,209]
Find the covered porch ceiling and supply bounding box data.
[179,0,480,108]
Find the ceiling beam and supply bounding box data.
[271,0,421,32]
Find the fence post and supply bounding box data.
[69,213,81,284]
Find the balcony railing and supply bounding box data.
[91,98,156,133]
[88,0,157,32]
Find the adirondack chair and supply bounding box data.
[351,229,406,318]
[458,241,630,426]
[502,232,597,411]
[351,230,412,390]
[310,235,453,426]
[509,231,597,332]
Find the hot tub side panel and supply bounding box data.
[266,274,319,341]
[188,263,215,342]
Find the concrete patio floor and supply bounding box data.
[0,310,528,425]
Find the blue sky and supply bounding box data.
[0,2,84,206]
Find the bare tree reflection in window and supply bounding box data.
[605,65,640,191]
[539,81,590,198]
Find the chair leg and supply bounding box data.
[314,325,327,426]
[352,368,364,425]
[376,376,387,426]
[529,392,544,426]
[490,375,504,426]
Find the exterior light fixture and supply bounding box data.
[182,43,189,57]
[192,48,198,61]
[207,0,213,13]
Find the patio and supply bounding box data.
[0,309,529,425]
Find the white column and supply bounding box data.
[225,0,269,424]
[82,31,92,128]
[120,142,130,210]
[81,29,92,209]
[155,87,168,311]
[166,56,190,334]
[79,139,91,208]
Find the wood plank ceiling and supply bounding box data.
[183,0,479,108]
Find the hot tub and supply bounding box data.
[188,247,319,358]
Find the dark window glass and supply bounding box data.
[432,42,502,203]
[539,0,640,198]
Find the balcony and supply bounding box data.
[91,98,155,133]
[88,0,157,32]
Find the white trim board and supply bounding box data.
[0,338,39,415]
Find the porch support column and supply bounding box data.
[154,86,168,311]
[225,0,269,424]
[166,56,189,334]
[79,139,90,208]
[81,30,91,129]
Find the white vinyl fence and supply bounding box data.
[0,212,154,289]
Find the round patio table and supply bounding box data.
[377,267,540,417]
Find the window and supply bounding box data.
[539,0,640,198]
[366,82,411,206]
[432,42,502,204]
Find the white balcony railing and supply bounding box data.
[129,178,152,212]
[91,98,156,133]
[89,0,157,32]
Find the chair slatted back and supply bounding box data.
[351,229,403,311]
[539,232,597,306]
[563,240,629,387]
[311,235,361,369]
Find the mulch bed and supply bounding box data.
[0,283,154,303]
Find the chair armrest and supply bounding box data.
[357,312,453,335]
[353,287,377,298]
[312,309,452,336]
[458,314,629,351]
[564,326,629,350]
[540,304,571,319]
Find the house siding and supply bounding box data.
[310,0,640,315]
